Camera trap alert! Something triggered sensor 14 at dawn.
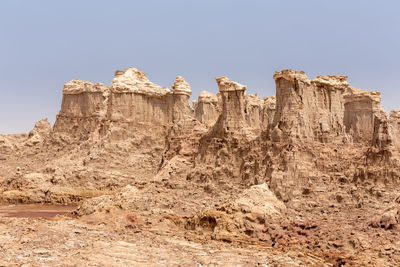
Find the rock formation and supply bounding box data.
[344,87,386,143]
[25,118,52,146]
[244,93,263,130]
[53,79,109,139]
[261,96,276,131]
[194,90,269,131]
[53,67,195,141]
[2,67,400,266]
[371,109,400,150]
[185,183,286,242]
[194,91,220,126]
[108,67,173,124]
[212,76,247,135]
[270,70,348,143]
[170,76,193,125]
[390,110,400,150]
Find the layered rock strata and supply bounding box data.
[108,67,173,124]
[54,68,194,139]
[244,93,263,130]
[390,110,400,150]
[212,76,247,135]
[170,76,193,126]
[372,109,400,151]
[344,87,386,143]
[271,70,348,143]
[194,90,273,131]
[53,79,110,139]
[261,96,276,131]
[193,91,220,126]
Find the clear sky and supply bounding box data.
[1,0,399,133]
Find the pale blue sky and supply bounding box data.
[1,0,399,133]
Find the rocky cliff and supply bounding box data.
[4,67,398,196]
[53,67,195,140]
[194,89,273,131]
[108,67,173,124]
[344,87,386,143]
[53,79,110,139]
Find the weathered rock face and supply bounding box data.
[194,91,220,126]
[244,93,263,130]
[170,76,193,126]
[390,110,400,150]
[108,68,194,127]
[188,76,266,187]
[108,67,173,125]
[53,79,110,138]
[25,118,52,146]
[261,96,276,131]
[271,70,348,143]
[372,109,400,151]
[54,67,195,140]
[344,87,386,143]
[194,90,269,131]
[213,76,247,135]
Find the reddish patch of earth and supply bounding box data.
[0,204,76,218]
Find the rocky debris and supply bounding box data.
[369,207,400,229]
[74,185,140,216]
[0,215,330,266]
[25,118,52,146]
[369,197,400,229]
[0,134,27,154]
[184,183,285,242]
[0,171,103,204]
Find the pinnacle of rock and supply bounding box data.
[171,76,191,96]
[216,76,247,92]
